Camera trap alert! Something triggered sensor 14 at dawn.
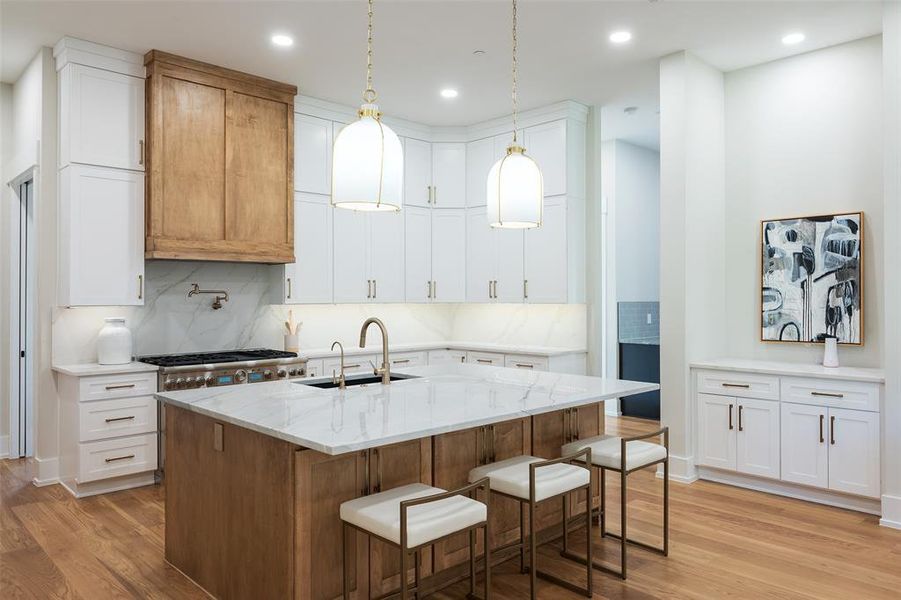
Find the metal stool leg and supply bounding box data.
[519,503,526,573]
[585,483,593,596]
[484,521,491,600]
[621,469,628,580]
[401,548,409,599]
[664,456,670,556]
[599,467,606,537]
[529,498,537,600]
[562,496,570,554]
[414,550,421,600]
[342,522,349,600]
[469,528,476,597]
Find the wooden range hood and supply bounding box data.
[144,50,297,263]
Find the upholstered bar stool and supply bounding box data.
[561,427,669,580]
[340,479,491,600]
[468,450,593,600]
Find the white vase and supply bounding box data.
[823,337,839,368]
[97,318,133,365]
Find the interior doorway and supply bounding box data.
[9,176,35,458]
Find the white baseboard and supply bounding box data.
[59,472,156,498]
[32,455,59,486]
[604,398,621,417]
[880,494,901,529]
[0,435,8,459]
[698,466,881,515]
[660,453,698,483]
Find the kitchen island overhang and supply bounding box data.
[157,363,660,599]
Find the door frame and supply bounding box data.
[6,163,37,459]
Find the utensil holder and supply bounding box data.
[284,334,299,354]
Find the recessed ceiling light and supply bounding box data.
[473,50,486,56]
[271,34,294,48]
[782,32,805,45]
[624,106,638,116]
[609,30,632,44]
[440,88,459,99]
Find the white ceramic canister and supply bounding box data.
[823,337,839,368]
[97,318,133,365]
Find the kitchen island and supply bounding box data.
[157,363,659,600]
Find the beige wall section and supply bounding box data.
[0,82,12,453]
[659,51,727,481]
[724,36,883,367]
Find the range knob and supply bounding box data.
[204,376,214,386]
[288,368,299,377]
[235,369,247,383]
[277,369,287,378]
[164,378,175,390]
[264,370,273,379]
[174,378,185,389]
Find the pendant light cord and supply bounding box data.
[511,0,518,143]
[364,0,377,103]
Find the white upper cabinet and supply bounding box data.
[430,210,466,302]
[430,143,466,208]
[404,207,432,302]
[273,193,332,304]
[404,138,432,207]
[494,227,524,302]
[59,165,144,306]
[524,196,567,303]
[294,114,333,195]
[368,210,406,303]
[465,137,494,207]
[333,208,369,302]
[60,64,144,171]
[524,120,567,197]
[827,407,880,498]
[466,207,495,302]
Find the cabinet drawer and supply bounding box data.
[389,351,427,368]
[504,354,549,371]
[696,370,779,401]
[781,377,879,412]
[78,433,158,483]
[305,358,324,378]
[427,349,466,365]
[79,396,157,442]
[78,371,157,402]
[466,351,505,367]
[322,354,378,377]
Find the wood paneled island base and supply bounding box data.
[164,403,605,599]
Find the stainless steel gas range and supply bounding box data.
[139,348,309,391]
[139,349,308,477]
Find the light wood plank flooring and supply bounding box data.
[2,416,900,599]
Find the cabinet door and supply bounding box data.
[736,398,780,479]
[466,207,495,302]
[404,206,432,303]
[61,165,144,306]
[524,196,567,303]
[286,193,333,303]
[427,349,466,365]
[294,114,333,194]
[332,208,369,302]
[431,143,466,208]
[368,210,405,303]
[828,408,880,498]
[404,138,432,207]
[431,209,466,302]
[295,450,369,600]
[494,228,524,303]
[369,439,432,597]
[524,120,566,197]
[489,418,531,550]
[531,410,567,532]
[697,393,736,470]
[432,428,482,571]
[780,403,828,488]
[465,137,494,208]
[63,64,145,171]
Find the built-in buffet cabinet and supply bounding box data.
[272,101,587,305]
[693,361,883,513]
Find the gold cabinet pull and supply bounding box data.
[105,415,136,423]
[515,363,534,369]
[361,450,369,495]
[819,414,825,443]
[427,281,432,299]
[427,185,432,204]
[476,359,492,364]
[104,454,135,463]
[432,280,436,299]
[728,404,734,430]
[392,359,410,365]
[722,383,750,389]
[573,408,580,440]
[105,383,136,390]
[811,391,844,398]
[373,447,382,493]
[138,274,143,300]
[367,279,372,299]
[524,279,528,299]
[433,186,437,205]
[738,405,744,432]
[286,277,292,299]
[373,279,377,299]
[139,139,145,166]
[830,415,836,445]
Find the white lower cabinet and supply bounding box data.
[466,351,505,367]
[827,407,880,498]
[780,402,829,488]
[427,349,467,365]
[735,398,780,479]
[697,393,737,471]
[59,164,145,306]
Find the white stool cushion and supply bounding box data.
[468,455,590,503]
[339,483,487,549]
[562,434,667,471]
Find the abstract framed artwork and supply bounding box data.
[761,212,863,345]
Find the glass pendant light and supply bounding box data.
[487,0,543,229]
[332,0,403,211]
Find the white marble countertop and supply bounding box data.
[299,341,587,360]
[156,363,658,455]
[690,358,884,383]
[53,361,160,376]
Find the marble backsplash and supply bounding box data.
[52,261,586,365]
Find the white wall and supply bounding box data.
[724,36,883,368]
[659,51,727,480]
[0,82,12,453]
[610,140,660,303]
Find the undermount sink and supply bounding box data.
[301,374,418,390]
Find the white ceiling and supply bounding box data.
[1,1,883,149]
